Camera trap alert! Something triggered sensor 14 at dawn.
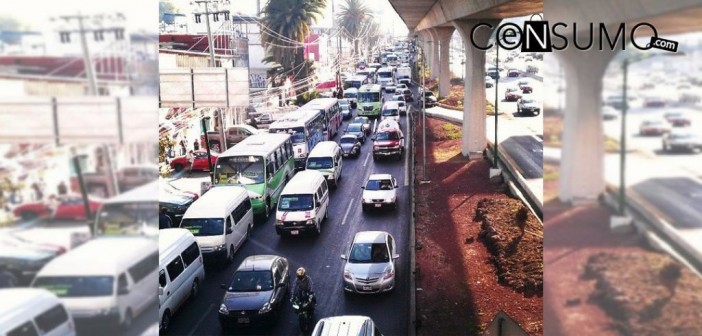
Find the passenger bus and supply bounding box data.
[268,109,326,169]
[344,75,368,90]
[299,98,342,140]
[93,180,159,238]
[213,133,295,218]
[357,84,382,119]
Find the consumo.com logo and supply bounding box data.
[470,15,679,53]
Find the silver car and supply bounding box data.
[341,231,399,294]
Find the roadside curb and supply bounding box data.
[408,107,417,336]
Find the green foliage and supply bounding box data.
[486,100,495,115]
[295,90,320,106]
[336,0,373,55]
[159,136,176,163]
[441,123,461,140]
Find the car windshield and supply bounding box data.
[278,194,314,211]
[382,109,399,116]
[95,201,159,237]
[348,243,389,263]
[34,276,114,297]
[307,157,333,169]
[340,137,357,144]
[347,124,362,132]
[376,132,400,141]
[423,92,434,97]
[521,99,536,104]
[359,92,380,103]
[353,118,368,125]
[365,179,393,190]
[377,72,392,78]
[671,133,694,139]
[270,126,305,144]
[215,156,265,185]
[227,270,274,292]
[180,218,224,236]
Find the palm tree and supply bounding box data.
[260,0,326,94]
[336,0,372,56]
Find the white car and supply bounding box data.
[384,81,397,93]
[380,101,401,124]
[639,119,671,136]
[361,174,398,211]
[395,83,408,93]
[662,129,702,152]
[485,76,495,88]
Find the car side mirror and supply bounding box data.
[316,202,321,208]
[226,227,233,234]
[361,186,365,189]
[158,287,164,296]
[340,254,347,260]
[220,284,227,290]
[118,286,129,296]
[394,184,398,189]
[393,254,400,260]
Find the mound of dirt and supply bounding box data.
[584,252,702,335]
[475,198,543,295]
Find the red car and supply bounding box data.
[507,68,520,77]
[518,80,533,93]
[13,195,103,221]
[169,150,218,172]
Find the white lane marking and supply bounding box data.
[363,152,371,167]
[341,198,354,225]
[188,303,214,336]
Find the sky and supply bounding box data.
[167,0,409,37]
[0,0,158,33]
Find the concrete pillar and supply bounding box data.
[418,30,432,82]
[434,27,455,97]
[453,19,499,159]
[556,46,617,202]
[427,28,440,80]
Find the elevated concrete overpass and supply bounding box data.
[389,0,542,159]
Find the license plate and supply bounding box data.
[374,204,382,208]
[362,285,373,291]
[237,318,249,324]
[290,230,299,235]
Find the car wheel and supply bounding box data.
[534,110,540,116]
[190,278,200,300]
[161,311,171,333]
[122,309,133,330]
[263,198,271,220]
[314,220,321,236]
[226,246,235,264]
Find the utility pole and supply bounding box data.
[192,0,231,67]
[55,13,109,95]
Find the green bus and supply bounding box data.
[213,133,295,219]
[357,84,382,118]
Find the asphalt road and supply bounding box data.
[631,177,702,230]
[166,90,413,336]
[500,136,544,180]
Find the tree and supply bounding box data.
[336,0,373,56]
[260,0,326,97]
[159,1,179,22]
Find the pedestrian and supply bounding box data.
[186,150,195,177]
[250,116,259,129]
[0,265,18,288]
[31,182,42,201]
[159,207,172,229]
[180,139,187,156]
[57,181,68,195]
[193,139,200,151]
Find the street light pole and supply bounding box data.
[201,117,215,184]
[203,1,216,67]
[493,43,499,168]
[422,42,427,181]
[619,59,628,215]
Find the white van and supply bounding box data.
[179,186,253,263]
[275,170,329,236]
[305,141,343,187]
[158,228,206,333]
[0,288,76,336]
[311,315,383,336]
[32,237,158,331]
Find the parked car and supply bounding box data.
[516,96,541,116]
[517,80,532,93]
[159,188,195,227]
[169,150,218,172]
[361,174,398,211]
[504,87,522,101]
[341,231,399,294]
[662,129,702,152]
[0,235,65,286]
[12,194,102,221]
[218,255,289,330]
[352,117,371,135]
[345,123,366,144]
[663,110,692,127]
[339,135,362,158]
[639,119,671,136]
[420,90,437,107]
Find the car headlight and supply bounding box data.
[306,219,316,226]
[386,197,396,203]
[259,302,272,314]
[276,219,283,225]
[363,198,372,203]
[215,244,226,251]
[299,153,307,158]
[383,268,395,280]
[344,270,353,280]
[219,304,229,315]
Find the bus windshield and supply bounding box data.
[278,194,314,211]
[377,71,392,78]
[359,92,380,103]
[344,80,362,89]
[95,201,159,237]
[215,156,265,185]
[34,276,114,297]
[306,157,333,169]
[180,218,224,236]
[270,126,305,144]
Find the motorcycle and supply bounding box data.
[291,292,315,332]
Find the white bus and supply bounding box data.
[299,98,343,140]
[268,109,326,170]
[375,67,394,91]
[344,75,368,90]
[94,181,159,239]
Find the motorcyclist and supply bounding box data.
[292,267,316,308]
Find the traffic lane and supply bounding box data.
[166,116,411,336]
[500,136,544,179]
[631,177,702,230]
[488,74,544,136]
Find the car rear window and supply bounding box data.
[35,304,69,333]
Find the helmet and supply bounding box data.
[296,267,306,278]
